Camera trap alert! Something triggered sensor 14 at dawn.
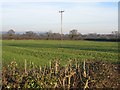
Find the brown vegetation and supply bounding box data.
[2,60,120,89]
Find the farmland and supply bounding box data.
[2,40,118,67]
[2,40,120,88]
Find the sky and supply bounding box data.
[1,2,118,34]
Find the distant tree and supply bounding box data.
[69,29,80,40]
[25,31,35,36]
[7,29,15,36]
[46,30,52,40]
[111,31,120,39]
[86,33,97,39]
[7,29,15,39]
[53,33,61,40]
[111,31,118,35]
[112,31,120,36]
[25,31,37,39]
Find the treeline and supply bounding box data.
[2,29,120,42]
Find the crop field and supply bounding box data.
[2,40,118,67]
[2,40,120,88]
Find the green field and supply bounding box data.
[2,40,118,67]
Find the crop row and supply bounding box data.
[3,45,118,67]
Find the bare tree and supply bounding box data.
[69,29,80,40]
[25,31,37,39]
[46,30,53,40]
[7,29,15,39]
[7,29,15,35]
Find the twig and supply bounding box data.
[24,59,27,74]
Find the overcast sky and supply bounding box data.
[2,2,118,34]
